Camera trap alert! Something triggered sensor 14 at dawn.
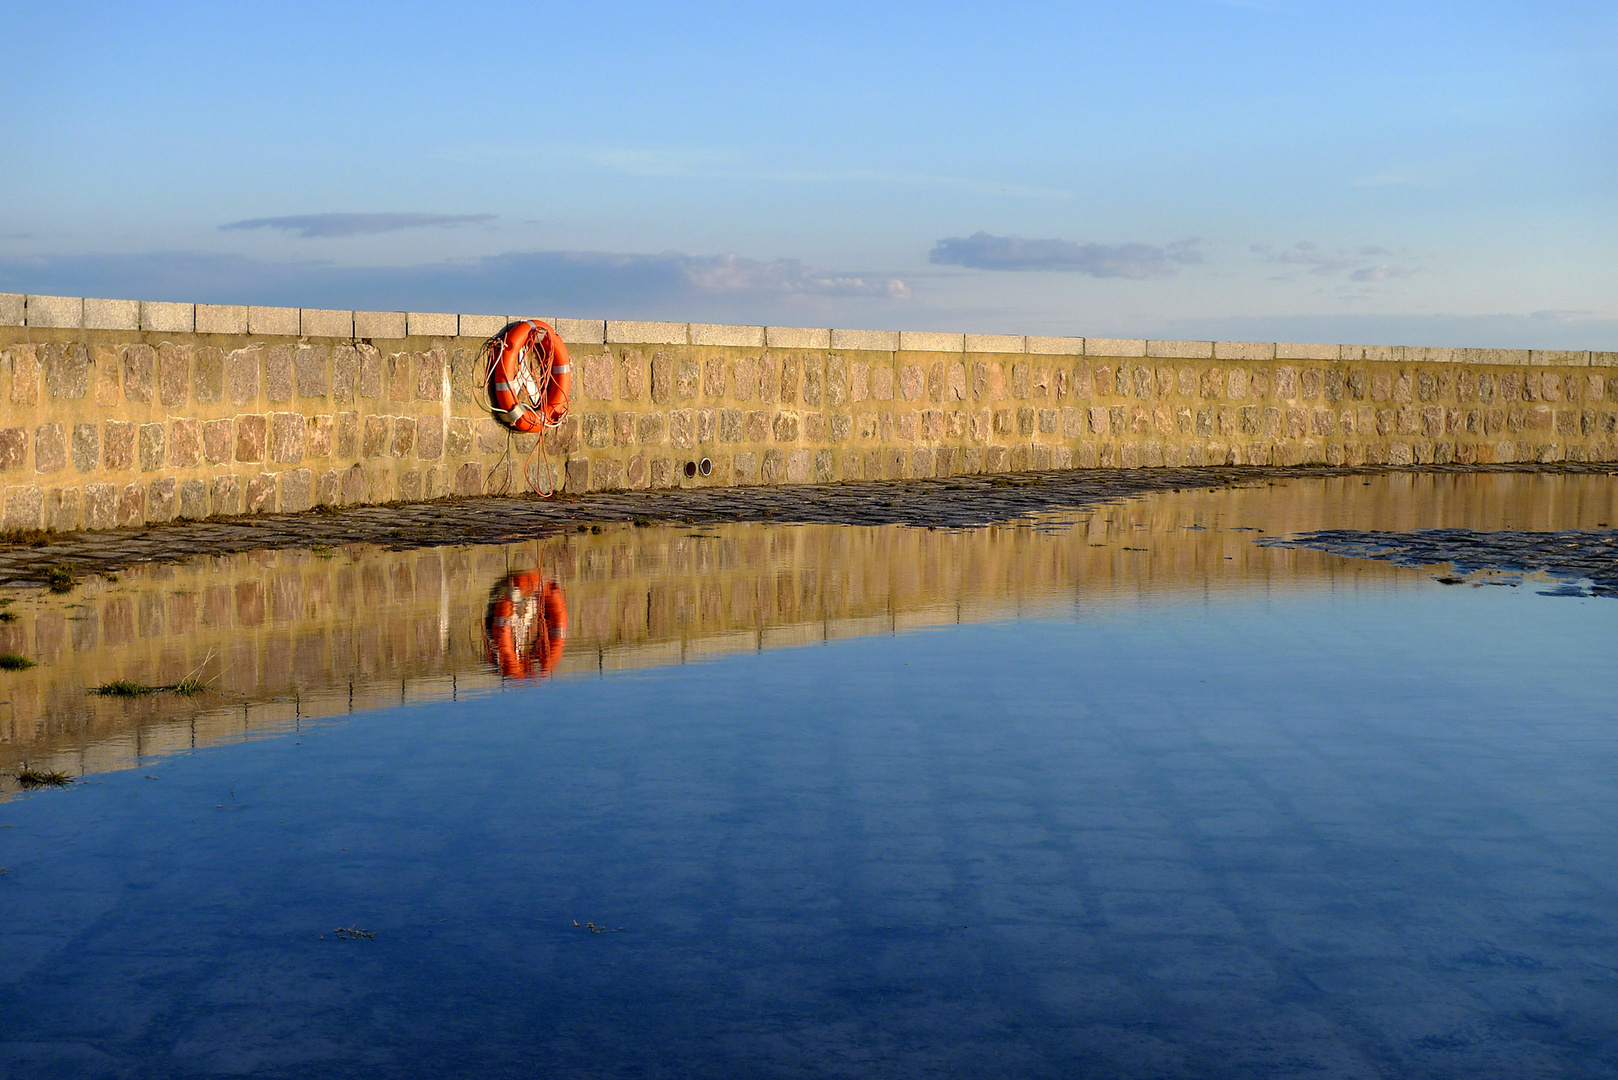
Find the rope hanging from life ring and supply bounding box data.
[475,320,572,495]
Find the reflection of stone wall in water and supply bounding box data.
[2,296,1617,532]
[5,473,1615,791]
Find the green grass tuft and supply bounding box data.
[44,565,76,593]
[93,679,155,697]
[16,767,72,788]
[0,653,35,670]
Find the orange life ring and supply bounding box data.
[484,571,569,678]
[486,320,571,433]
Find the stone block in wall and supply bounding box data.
[26,295,83,329]
[407,312,457,337]
[202,419,232,464]
[332,412,358,458]
[1147,340,1212,359]
[577,353,613,400]
[1531,350,1589,366]
[302,309,354,338]
[1086,338,1146,358]
[338,464,368,505]
[3,484,43,530]
[675,358,699,399]
[84,484,116,530]
[84,297,139,330]
[147,477,178,522]
[831,329,898,352]
[1215,341,1274,361]
[33,424,65,474]
[226,348,259,406]
[307,415,332,458]
[158,343,190,407]
[551,318,604,344]
[265,345,294,402]
[41,343,89,400]
[453,462,483,496]
[140,301,194,333]
[100,421,133,470]
[969,334,1028,354]
[170,418,201,467]
[899,331,964,353]
[471,418,502,454]
[191,347,225,402]
[196,304,248,334]
[91,346,120,406]
[281,469,313,512]
[116,482,143,526]
[766,327,831,349]
[391,417,416,458]
[270,413,306,464]
[416,349,445,400]
[1279,342,1341,361]
[138,424,166,471]
[178,479,207,520]
[248,306,299,336]
[70,423,99,472]
[445,418,473,457]
[459,314,507,340]
[0,294,22,327]
[691,324,764,347]
[414,416,443,460]
[609,321,686,346]
[120,345,153,403]
[245,474,277,513]
[235,415,266,463]
[295,345,328,397]
[362,416,391,458]
[354,311,405,339]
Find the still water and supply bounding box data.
[2,474,1617,1078]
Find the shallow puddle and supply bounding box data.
[2,473,1616,1077]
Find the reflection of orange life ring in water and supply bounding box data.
[484,571,569,678]
[483,320,571,433]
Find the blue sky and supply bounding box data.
[2,0,1613,346]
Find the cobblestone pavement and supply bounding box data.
[1263,525,1618,597]
[0,462,1612,590]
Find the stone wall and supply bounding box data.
[2,292,1616,532]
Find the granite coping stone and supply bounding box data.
[139,301,194,333]
[831,329,899,352]
[607,321,687,345]
[406,312,458,338]
[248,306,300,336]
[691,323,765,348]
[766,327,831,349]
[899,331,965,353]
[196,304,249,335]
[458,314,508,340]
[1025,336,1084,356]
[85,297,140,331]
[1086,338,1147,358]
[26,295,83,329]
[352,310,405,339]
[0,294,1602,367]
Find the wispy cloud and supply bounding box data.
[1253,241,1420,284]
[220,213,497,239]
[929,232,1202,277]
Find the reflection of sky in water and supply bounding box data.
[2,474,1618,1077]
